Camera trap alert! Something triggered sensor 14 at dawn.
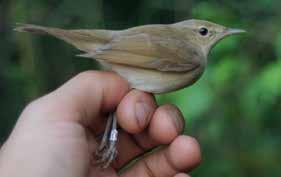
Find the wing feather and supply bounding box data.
[91,32,203,72]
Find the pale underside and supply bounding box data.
[101,61,204,94]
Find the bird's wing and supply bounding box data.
[15,24,203,72]
[87,32,203,72]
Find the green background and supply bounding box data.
[1,0,281,176]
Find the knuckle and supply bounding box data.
[173,135,202,169]
[160,104,185,129]
[160,104,180,114]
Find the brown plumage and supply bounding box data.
[15,20,245,93]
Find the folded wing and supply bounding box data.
[15,24,203,72]
[88,32,203,72]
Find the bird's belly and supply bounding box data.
[101,62,204,94]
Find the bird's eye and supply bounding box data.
[199,27,208,36]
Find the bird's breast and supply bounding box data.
[101,62,205,94]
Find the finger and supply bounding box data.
[149,104,185,144]
[120,136,201,177]
[116,90,157,134]
[113,105,185,168]
[174,173,190,177]
[21,71,129,128]
[88,165,117,177]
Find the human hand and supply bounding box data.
[0,71,201,177]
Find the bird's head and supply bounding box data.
[173,19,245,57]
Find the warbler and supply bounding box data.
[15,19,245,168]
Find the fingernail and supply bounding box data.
[166,106,184,133]
[135,101,152,128]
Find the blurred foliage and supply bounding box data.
[0,0,281,176]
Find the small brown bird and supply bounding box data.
[15,19,245,168]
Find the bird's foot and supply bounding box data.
[95,112,118,168]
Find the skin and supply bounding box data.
[0,71,201,177]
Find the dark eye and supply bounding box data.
[199,27,208,36]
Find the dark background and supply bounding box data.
[1,0,281,176]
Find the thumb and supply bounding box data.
[21,71,130,126]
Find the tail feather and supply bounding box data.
[14,23,114,52]
[14,23,52,35]
[76,53,95,58]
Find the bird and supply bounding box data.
[15,19,245,168]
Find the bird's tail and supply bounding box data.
[14,23,114,52]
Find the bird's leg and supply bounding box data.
[95,112,118,168]
[96,113,113,155]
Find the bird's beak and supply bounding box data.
[214,28,246,43]
[205,28,246,57]
[223,28,246,36]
